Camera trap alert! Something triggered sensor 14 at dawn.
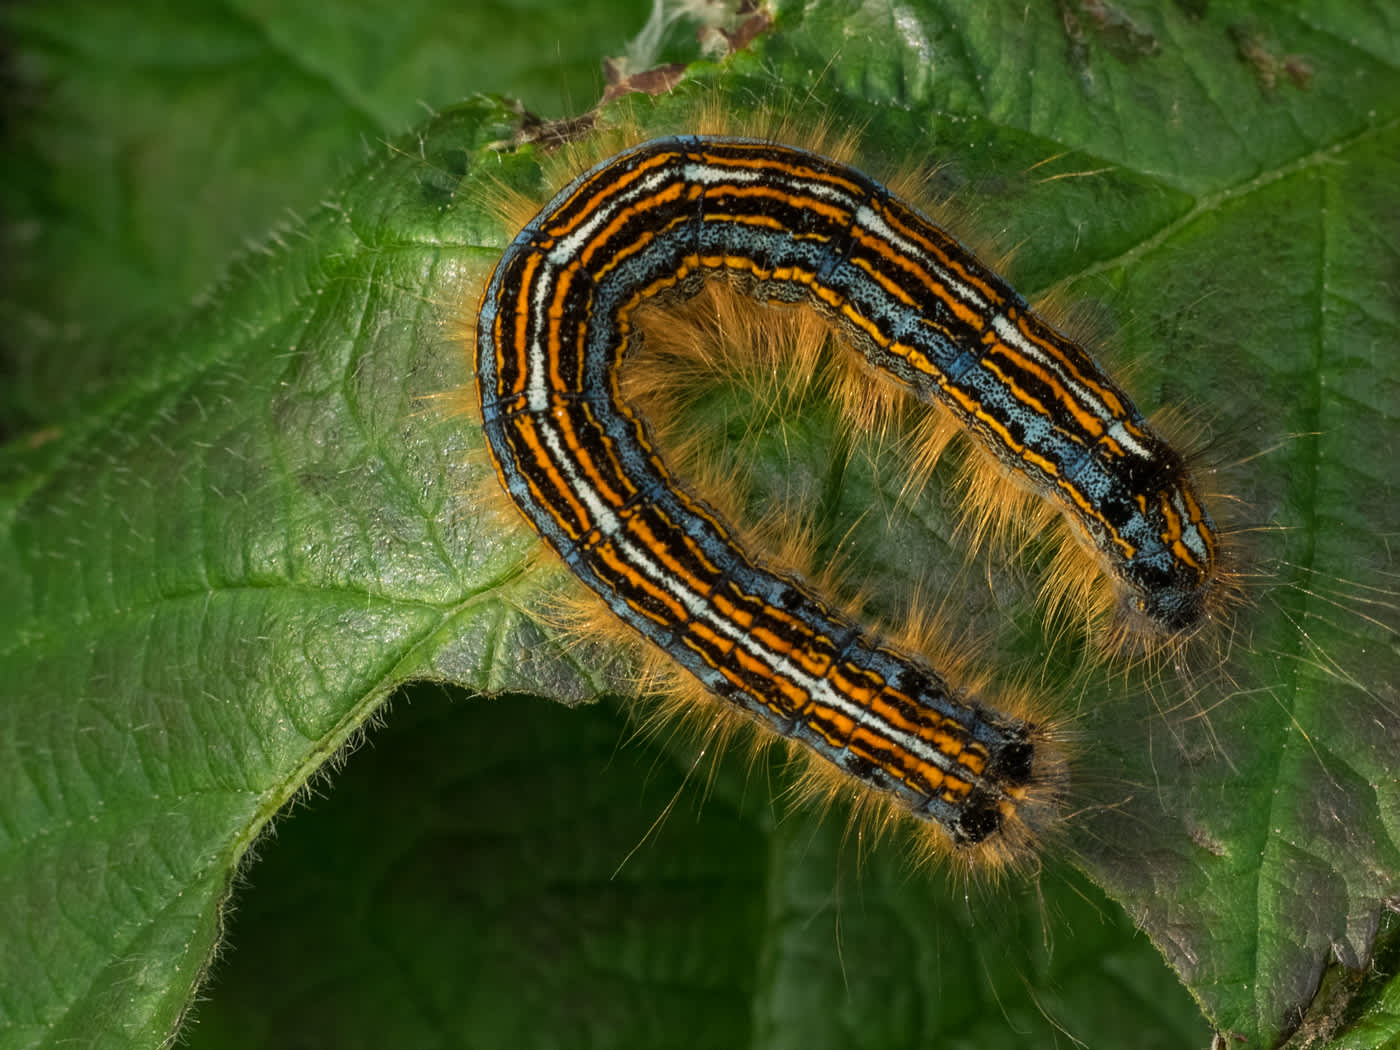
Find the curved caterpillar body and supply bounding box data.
[475,134,1209,849]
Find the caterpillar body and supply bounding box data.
[474,134,1214,851]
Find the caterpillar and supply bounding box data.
[473,133,1112,858]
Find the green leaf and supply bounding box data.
[3,2,1397,1049]
[0,0,648,428]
